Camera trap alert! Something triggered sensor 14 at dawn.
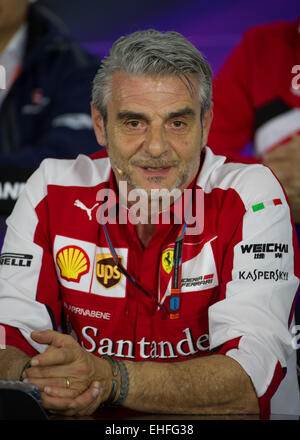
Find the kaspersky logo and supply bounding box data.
[96,254,123,289]
[56,245,90,282]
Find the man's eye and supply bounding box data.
[127,120,141,128]
[172,120,185,128]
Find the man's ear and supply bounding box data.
[90,102,107,146]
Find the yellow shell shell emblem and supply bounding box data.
[161,249,174,274]
[56,245,90,282]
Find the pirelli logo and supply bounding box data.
[0,252,33,267]
[96,254,123,289]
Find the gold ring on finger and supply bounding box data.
[65,377,71,389]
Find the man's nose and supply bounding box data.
[144,125,168,157]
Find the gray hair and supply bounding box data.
[92,30,212,123]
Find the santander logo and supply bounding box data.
[80,326,210,360]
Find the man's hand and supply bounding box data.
[23,330,113,416]
[262,134,300,223]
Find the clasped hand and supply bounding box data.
[23,330,110,416]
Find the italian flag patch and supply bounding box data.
[252,198,282,212]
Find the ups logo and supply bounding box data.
[96,254,123,289]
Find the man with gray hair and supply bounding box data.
[0,29,299,419]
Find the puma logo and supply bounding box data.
[74,199,99,221]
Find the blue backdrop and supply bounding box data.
[41,0,300,73]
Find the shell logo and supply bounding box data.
[56,245,90,283]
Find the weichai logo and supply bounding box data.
[56,245,90,282]
[96,254,123,289]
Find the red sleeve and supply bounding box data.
[2,324,38,357]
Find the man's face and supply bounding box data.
[92,72,212,195]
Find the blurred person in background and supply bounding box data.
[0,0,100,217]
[208,18,300,227]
